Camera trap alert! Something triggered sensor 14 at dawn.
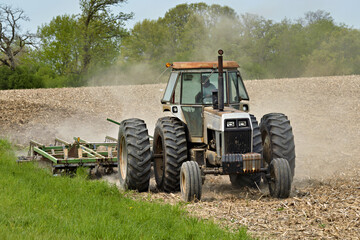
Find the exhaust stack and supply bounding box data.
[218,49,224,111]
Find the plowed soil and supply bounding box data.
[1,75,359,239]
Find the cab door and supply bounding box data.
[180,72,203,140]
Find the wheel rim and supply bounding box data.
[119,136,127,179]
[263,133,272,163]
[180,170,186,194]
[154,136,164,180]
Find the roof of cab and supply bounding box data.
[171,61,239,70]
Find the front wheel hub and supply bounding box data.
[263,133,272,164]
[119,137,127,179]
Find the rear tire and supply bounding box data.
[153,117,187,192]
[260,113,295,177]
[180,161,202,202]
[118,118,151,192]
[229,114,262,188]
[268,158,292,198]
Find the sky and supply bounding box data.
[1,0,359,33]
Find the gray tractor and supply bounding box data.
[117,50,295,201]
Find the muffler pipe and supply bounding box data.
[218,49,224,111]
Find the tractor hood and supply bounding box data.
[203,106,252,132]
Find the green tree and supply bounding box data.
[78,0,132,73]
[235,13,276,79]
[266,20,307,78]
[0,65,44,89]
[37,0,132,86]
[37,15,80,75]
[122,3,240,73]
[122,19,170,63]
[304,28,360,76]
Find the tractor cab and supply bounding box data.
[161,60,250,142]
[162,61,249,107]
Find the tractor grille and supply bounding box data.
[224,130,252,154]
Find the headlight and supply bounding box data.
[226,120,236,128]
[242,104,248,111]
[238,120,247,127]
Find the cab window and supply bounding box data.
[173,76,181,104]
[181,72,228,105]
[199,73,226,104]
[181,73,201,104]
[228,71,249,102]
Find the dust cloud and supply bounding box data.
[246,75,360,180]
[86,62,169,86]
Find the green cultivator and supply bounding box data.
[24,136,119,174]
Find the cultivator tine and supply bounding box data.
[81,145,105,159]
[108,147,113,158]
[29,140,44,147]
[33,146,58,163]
[28,140,43,159]
[105,136,117,142]
[78,148,83,159]
[64,147,68,160]
[55,137,70,146]
[74,137,89,143]
[81,148,95,157]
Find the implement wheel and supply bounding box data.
[153,117,187,192]
[260,113,295,177]
[229,114,262,188]
[268,158,292,198]
[118,118,151,192]
[180,161,202,202]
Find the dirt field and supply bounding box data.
[1,75,359,239]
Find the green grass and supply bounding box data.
[0,139,251,239]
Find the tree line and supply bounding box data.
[1,1,360,89]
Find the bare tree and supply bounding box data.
[0,5,33,70]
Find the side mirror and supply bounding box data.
[234,96,243,102]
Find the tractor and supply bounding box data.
[117,50,295,201]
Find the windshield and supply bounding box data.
[181,72,226,105]
[163,70,249,105]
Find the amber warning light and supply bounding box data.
[166,62,173,68]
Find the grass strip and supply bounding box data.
[0,139,251,240]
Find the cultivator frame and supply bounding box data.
[26,136,118,173]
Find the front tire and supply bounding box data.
[118,118,151,192]
[268,158,292,198]
[180,161,202,202]
[153,117,187,192]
